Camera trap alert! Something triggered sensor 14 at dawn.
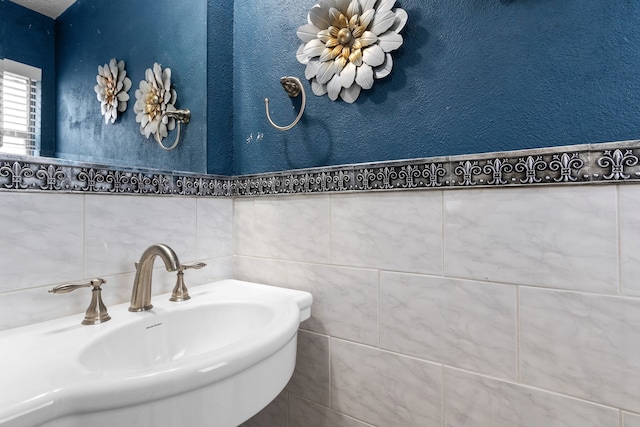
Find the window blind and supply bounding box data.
[0,59,41,156]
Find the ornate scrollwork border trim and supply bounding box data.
[1,140,639,197]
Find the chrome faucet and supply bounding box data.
[129,243,181,312]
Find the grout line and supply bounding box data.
[616,185,623,297]
[516,286,521,383]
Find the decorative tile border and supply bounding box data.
[1,140,640,197]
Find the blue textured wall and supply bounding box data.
[207,0,235,176]
[233,0,640,175]
[55,0,209,173]
[1,0,56,157]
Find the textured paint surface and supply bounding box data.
[233,0,640,175]
[55,0,209,173]
[2,0,56,156]
[207,0,235,175]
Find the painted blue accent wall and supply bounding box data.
[1,0,56,157]
[207,0,235,176]
[55,0,210,173]
[233,0,640,175]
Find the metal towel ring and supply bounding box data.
[154,109,191,151]
[265,76,306,131]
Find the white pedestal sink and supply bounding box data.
[0,280,312,427]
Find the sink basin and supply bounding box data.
[0,280,312,427]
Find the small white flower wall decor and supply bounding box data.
[296,0,407,103]
[94,58,132,124]
[134,63,177,143]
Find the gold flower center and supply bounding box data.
[337,28,352,46]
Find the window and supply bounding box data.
[0,59,41,156]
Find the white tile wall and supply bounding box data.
[444,368,619,427]
[4,181,640,426]
[380,272,517,380]
[444,186,618,293]
[238,184,640,427]
[0,192,233,331]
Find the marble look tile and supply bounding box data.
[620,185,640,296]
[444,186,618,293]
[289,395,373,427]
[85,195,198,277]
[331,191,443,274]
[287,262,378,345]
[380,272,517,380]
[520,287,640,411]
[233,198,255,257]
[444,368,619,427]
[0,192,84,291]
[331,339,442,427]
[286,330,331,406]
[180,256,233,286]
[0,285,87,331]
[240,390,288,427]
[251,196,331,263]
[624,412,640,427]
[196,198,232,259]
[233,256,288,287]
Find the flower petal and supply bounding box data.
[359,8,375,28]
[375,0,396,12]
[297,44,310,64]
[303,39,326,59]
[337,62,356,88]
[334,0,351,13]
[378,31,403,52]
[360,0,375,11]
[347,0,360,18]
[362,44,385,67]
[311,79,328,96]
[391,8,408,33]
[355,63,374,89]
[374,53,393,78]
[340,83,361,103]
[327,74,342,101]
[358,31,378,47]
[309,5,331,29]
[370,10,395,35]
[316,60,338,84]
[297,23,322,42]
[305,58,323,79]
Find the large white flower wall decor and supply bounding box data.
[94,58,132,124]
[134,63,177,143]
[296,0,407,103]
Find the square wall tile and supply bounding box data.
[521,287,640,412]
[233,198,255,257]
[0,192,83,291]
[331,339,442,427]
[196,198,232,259]
[287,262,378,346]
[620,185,640,296]
[233,256,287,287]
[85,195,198,277]
[290,395,373,427]
[444,368,619,427]
[240,390,288,427]
[444,186,618,293]
[252,196,331,264]
[380,272,517,380]
[286,330,331,406]
[624,412,640,427]
[331,191,443,275]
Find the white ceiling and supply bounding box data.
[9,0,76,19]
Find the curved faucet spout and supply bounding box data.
[129,244,180,312]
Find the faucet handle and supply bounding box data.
[49,278,111,325]
[170,262,207,302]
[181,262,206,271]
